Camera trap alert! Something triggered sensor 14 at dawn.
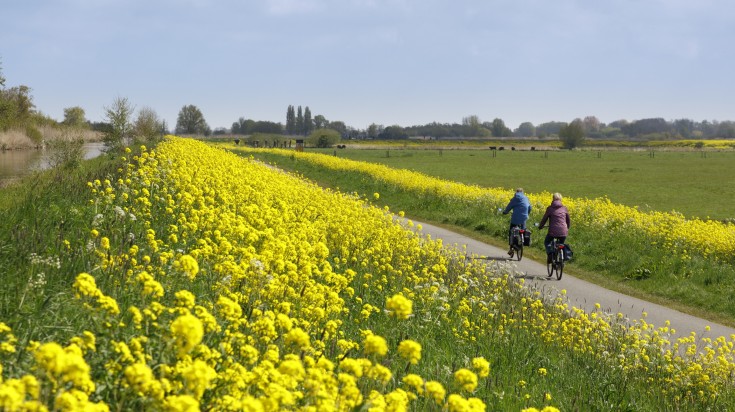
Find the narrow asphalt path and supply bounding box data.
[413,219,735,343]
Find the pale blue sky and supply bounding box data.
[2,0,734,131]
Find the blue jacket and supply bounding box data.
[503,192,531,225]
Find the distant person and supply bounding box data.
[502,188,531,258]
[538,193,570,263]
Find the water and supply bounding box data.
[0,142,105,185]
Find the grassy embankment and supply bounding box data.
[3,138,735,410]
[227,145,735,328]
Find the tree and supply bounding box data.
[620,118,669,137]
[103,96,134,152]
[536,121,566,137]
[251,121,283,134]
[378,125,408,140]
[514,122,536,137]
[367,123,383,139]
[133,106,162,144]
[673,118,695,139]
[296,106,304,135]
[0,84,35,132]
[308,128,341,148]
[582,116,601,133]
[232,117,252,135]
[63,106,87,128]
[490,118,512,137]
[175,104,210,136]
[0,57,5,88]
[328,120,347,137]
[286,105,296,135]
[303,106,313,135]
[559,119,585,149]
[313,114,328,129]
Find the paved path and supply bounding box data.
[413,219,735,343]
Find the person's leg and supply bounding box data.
[508,223,517,256]
[544,234,553,263]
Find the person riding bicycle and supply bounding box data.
[502,188,531,258]
[537,192,570,264]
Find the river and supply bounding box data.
[0,142,105,186]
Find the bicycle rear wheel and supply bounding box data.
[516,244,523,261]
[555,250,564,280]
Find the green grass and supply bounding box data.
[313,148,735,221]
[0,153,123,344]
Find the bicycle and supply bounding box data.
[546,237,565,280]
[498,208,526,261]
[534,222,565,280]
[509,226,526,261]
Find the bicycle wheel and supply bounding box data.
[546,255,553,277]
[556,249,564,280]
[516,244,523,261]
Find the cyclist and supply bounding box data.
[537,192,570,264]
[501,188,531,258]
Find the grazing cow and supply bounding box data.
[499,147,505,151]
[489,146,497,150]
[234,139,240,145]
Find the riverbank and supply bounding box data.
[0,126,102,151]
[0,140,105,187]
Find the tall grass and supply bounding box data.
[0,125,101,150]
[0,153,122,344]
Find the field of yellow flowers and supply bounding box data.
[3,137,735,411]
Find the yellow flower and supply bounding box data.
[386,293,413,320]
[170,314,204,357]
[73,273,100,298]
[401,373,424,394]
[397,340,422,365]
[425,380,446,405]
[454,368,478,393]
[217,295,243,321]
[178,255,199,279]
[363,333,388,357]
[471,357,490,378]
[284,327,311,351]
[165,394,199,412]
[447,394,470,412]
[182,360,216,399]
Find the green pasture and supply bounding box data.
[314,147,735,221]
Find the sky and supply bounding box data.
[2,0,734,131]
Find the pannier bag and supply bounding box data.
[562,243,573,261]
[523,230,531,246]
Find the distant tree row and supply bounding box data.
[285,105,313,135]
[397,115,735,141]
[229,105,357,140]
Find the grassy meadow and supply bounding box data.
[309,147,735,221]
[3,137,735,411]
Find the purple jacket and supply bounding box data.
[538,200,570,237]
